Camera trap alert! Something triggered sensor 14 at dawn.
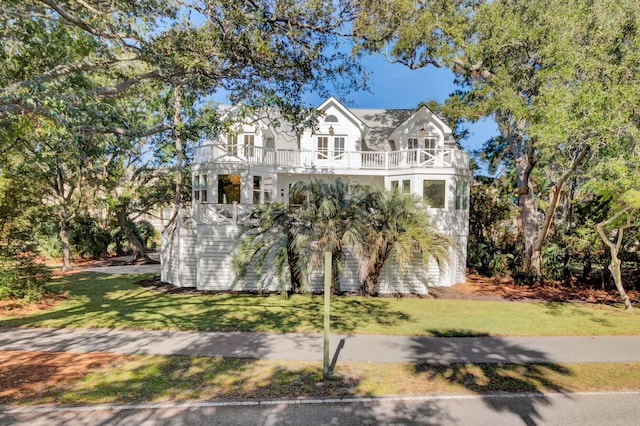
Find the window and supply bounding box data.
[402,179,411,194]
[408,138,419,163]
[253,176,262,204]
[391,180,399,192]
[425,137,437,157]
[455,181,469,210]
[193,175,199,201]
[244,134,255,158]
[423,180,446,208]
[263,177,273,203]
[317,136,329,159]
[218,174,241,204]
[334,137,345,159]
[193,174,208,202]
[227,134,237,149]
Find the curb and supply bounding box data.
[3,391,640,414]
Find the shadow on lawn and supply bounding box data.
[1,352,454,425]
[0,272,412,333]
[410,330,573,426]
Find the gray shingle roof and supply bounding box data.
[350,108,413,151]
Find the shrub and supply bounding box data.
[0,253,51,302]
[69,214,111,260]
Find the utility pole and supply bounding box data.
[323,251,331,379]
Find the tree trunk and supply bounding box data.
[115,206,149,262]
[500,115,539,278]
[360,244,391,296]
[596,211,633,311]
[331,250,342,294]
[609,255,632,311]
[59,218,71,271]
[520,191,540,276]
[287,233,302,293]
[168,84,183,227]
[530,148,590,279]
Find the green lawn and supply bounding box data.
[1,272,639,336]
[6,353,640,405]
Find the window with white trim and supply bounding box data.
[455,181,468,210]
[402,179,411,193]
[317,136,329,159]
[408,138,419,163]
[425,137,437,156]
[423,180,445,208]
[334,137,345,159]
[253,176,262,204]
[244,134,255,158]
[227,134,237,149]
[193,174,208,202]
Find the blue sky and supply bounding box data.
[307,54,498,153]
[213,53,498,154]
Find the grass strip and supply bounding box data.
[1,272,639,336]
[2,351,639,405]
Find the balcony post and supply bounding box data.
[232,201,238,224]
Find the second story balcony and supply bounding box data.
[194,144,470,171]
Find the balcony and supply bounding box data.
[194,144,469,171]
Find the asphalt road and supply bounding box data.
[2,327,640,364]
[2,392,639,425]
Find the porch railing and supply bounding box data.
[192,202,257,225]
[194,144,469,170]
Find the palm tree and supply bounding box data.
[234,178,369,294]
[359,188,451,295]
[292,178,369,293]
[234,178,450,296]
[233,201,307,293]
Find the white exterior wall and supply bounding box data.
[164,97,471,292]
[161,224,197,288]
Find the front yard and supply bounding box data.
[1,272,639,336]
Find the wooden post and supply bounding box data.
[323,251,331,379]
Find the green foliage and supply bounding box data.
[69,214,110,260]
[467,178,520,276]
[360,187,451,295]
[0,151,52,300]
[136,221,158,249]
[235,179,450,295]
[0,254,51,302]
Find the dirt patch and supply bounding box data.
[138,274,640,305]
[0,293,68,317]
[443,273,640,305]
[0,350,126,402]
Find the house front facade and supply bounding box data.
[162,97,471,293]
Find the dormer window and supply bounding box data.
[244,134,255,158]
[425,137,437,156]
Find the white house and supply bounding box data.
[161,97,471,294]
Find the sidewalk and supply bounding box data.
[2,327,640,364]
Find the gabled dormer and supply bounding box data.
[388,106,452,152]
[299,97,368,158]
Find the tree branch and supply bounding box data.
[3,57,138,95]
[77,123,173,138]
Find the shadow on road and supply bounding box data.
[410,330,573,426]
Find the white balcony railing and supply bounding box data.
[192,201,257,225]
[194,144,469,170]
